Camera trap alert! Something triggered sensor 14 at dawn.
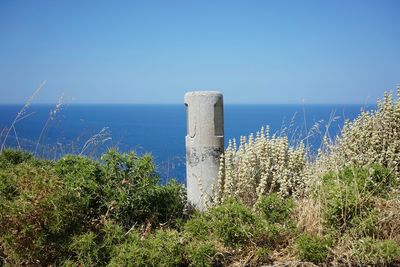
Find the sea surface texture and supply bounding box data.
[0,104,372,183]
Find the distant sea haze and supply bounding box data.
[0,104,373,183]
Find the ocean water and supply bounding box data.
[0,104,373,183]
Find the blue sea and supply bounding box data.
[0,104,373,183]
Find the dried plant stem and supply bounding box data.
[79,127,112,156]
[1,80,46,152]
[35,94,64,155]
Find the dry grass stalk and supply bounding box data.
[293,198,324,237]
[373,197,400,243]
[35,94,65,155]
[0,80,47,152]
[79,127,112,156]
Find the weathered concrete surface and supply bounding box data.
[184,91,224,210]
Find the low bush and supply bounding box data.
[0,160,86,265]
[183,197,298,266]
[185,199,271,248]
[0,149,187,266]
[68,232,100,266]
[0,149,33,168]
[256,193,294,224]
[320,164,396,233]
[109,230,184,267]
[296,233,333,264]
[184,240,219,267]
[350,238,400,266]
[100,149,187,228]
[55,154,103,209]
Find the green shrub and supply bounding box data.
[346,209,379,238]
[185,199,273,248]
[55,154,104,221]
[0,149,33,168]
[321,164,396,232]
[296,233,332,264]
[0,150,50,207]
[0,161,85,265]
[323,164,396,197]
[0,149,187,266]
[185,240,218,267]
[69,232,99,266]
[257,193,294,224]
[351,238,400,265]
[100,220,125,255]
[0,167,18,202]
[65,220,125,266]
[183,211,212,241]
[109,230,184,267]
[101,149,186,228]
[210,200,270,247]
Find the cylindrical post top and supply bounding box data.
[184,91,223,146]
[184,91,222,98]
[184,91,223,105]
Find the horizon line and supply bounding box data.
[0,102,378,106]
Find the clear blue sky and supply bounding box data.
[0,0,399,104]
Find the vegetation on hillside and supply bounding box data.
[1,89,400,266]
[0,149,186,266]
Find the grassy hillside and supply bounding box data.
[1,90,400,266]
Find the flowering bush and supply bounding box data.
[215,129,308,207]
[214,88,400,208]
[312,88,400,180]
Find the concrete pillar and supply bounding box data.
[184,91,224,210]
